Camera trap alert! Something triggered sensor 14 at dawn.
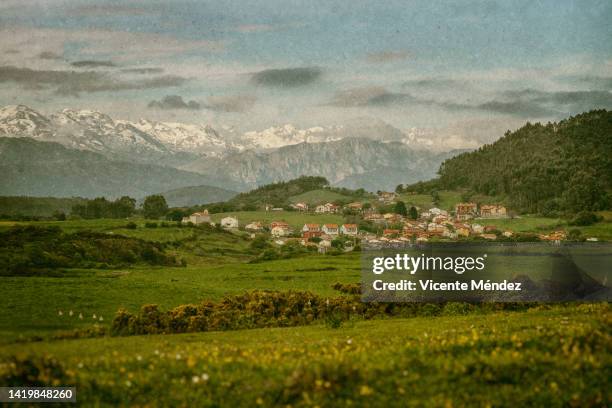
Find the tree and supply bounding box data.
[143,195,168,219]
[394,200,408,216]
[112,196,136,218]
[408,206,418,220]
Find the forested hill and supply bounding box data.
[437,110,612,214]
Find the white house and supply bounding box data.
[291,202,309,212]
[317,239,332,253]
[471,224,484,234]
[183,210,212,225]
[321,223,339,236]
[340,224,358,236]
[315,203,339,213]
[429,207,448,216]
[271,225,292,237]
[220,216,239,229]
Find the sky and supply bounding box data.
[0,0,611,146]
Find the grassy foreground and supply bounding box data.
[1,304,609,407]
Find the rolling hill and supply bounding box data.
[159,185,238,207]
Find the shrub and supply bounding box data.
[569,211,602,226]
[125,222,137,229]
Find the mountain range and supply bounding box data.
[0,104,466,198]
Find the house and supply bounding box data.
[183,210,212,225]
[364,213,385,223]
[480,204,507,218]
[383,213,404,224]
[344,202,363,211]
[432,214,448,224]
[502,230,514,238]
[315,203,340,213]
[271,225,292,237]
[377,191,397,203]
[454,224,471,237]
[302,224,322,239]
[245,221,263,232]
[471,224,484,234]
[321,224,339,236]
[383,229,401,237]
[317,239,332,253]
[480,233,497,240]
[429,207,448,216]
[340,224,358,236]
[270,221,290,230]
[291,202,309,212]
[220,216,239,229]
[455,202,478,220]
[484,225,498,233]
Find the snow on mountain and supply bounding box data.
[125,119,239,157]
[0,105,54,139]
[242,124,344,150]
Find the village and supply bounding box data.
[180,191,571,252]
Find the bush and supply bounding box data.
[145,222,158,228]
[569,211,602,226]
[125,222,137,229]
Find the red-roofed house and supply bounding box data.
[302,224,322,239]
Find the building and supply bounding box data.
[315,203,340,213]
[220,216,239,229]
[344,202,363,211]
[429,207,448,216]
[291,202,309,212]
[340,224,358,236]
[183,210,212,225]
[317,239,332,253]
[480,204,508,218]
[454,224,471,238]
[480,233,497,240]
[321,224,339,236]
[383,229,401,237]
[377,191,397,203]
[245,221,263,232]
[271,225,292,237]
[270,221,290,230]
[302,224,322,239]
[455,202,478,220]
[471,224,484,234]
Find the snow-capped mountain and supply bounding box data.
[0,105,237,163]
[242,124,343,150]
[0,105,54,139]
[126,119,242,156]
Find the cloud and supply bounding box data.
[71,60,116,68]
[328,87,421,107]
[0,27,224,64]
[328,86,389,107]
[148,95,201,110]
[560,75,612,90]
[476,89,612,116]
[0,65,187,96]
[121,67,165,74]
[204,95,256,112]
[251,67,322,88]
[38,51,62,60]
[365,51,410,63]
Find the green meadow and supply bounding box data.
[1,217,610,406]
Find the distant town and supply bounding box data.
[181,191,575,252]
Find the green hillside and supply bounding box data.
[0,196,85,217]
[160,185,238,207]
[435,110,612,214]
[289,189,358,205]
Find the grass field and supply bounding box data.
[1,217,610,406]
[1,305,608,406]
[289,189,355,205]
[398,190,464,211]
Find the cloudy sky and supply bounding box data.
[1,0,611,145]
